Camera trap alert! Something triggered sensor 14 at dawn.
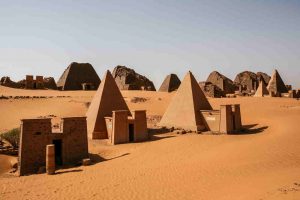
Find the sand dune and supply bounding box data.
[0,86,300,199]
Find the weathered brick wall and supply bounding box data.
[18,118,52,176]
[132,110,148,142]
[61,117,89,164]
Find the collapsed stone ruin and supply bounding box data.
[86,70,148,144]
[57,62,101,90]
[18,117,89,176]
[158,74,181,92]
[112,66,156,91]
[159,71,242,134]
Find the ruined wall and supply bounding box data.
[18,118,52,176]
[111,110,129,144]
[61,117,89,164]
[18,117,89,176]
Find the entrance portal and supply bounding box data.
[53,140,62,165]
[129,124,134,142]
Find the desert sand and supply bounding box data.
[0,85,300,200]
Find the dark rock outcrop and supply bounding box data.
[112,66,156,91]
[57,62,101,90]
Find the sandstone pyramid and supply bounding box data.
[86,70,130,139]
[254,80,269,97]
[158,74,181,92]
[267,69,288,96]
[57,62,101,90]
[159,71,212,131]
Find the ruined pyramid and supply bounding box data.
[158,74,181,92]
[267,69,288,96]
[86,70,130,139]
[159,71,212,131]
[254,79,269,97]
[57,62,101,90]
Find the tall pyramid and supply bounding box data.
[86,70,130,139]
[267,69,288,95]
[254,79,269,97]
[158,74,181,92]
[159,71,212,131]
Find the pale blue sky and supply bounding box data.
[1,0,300,88]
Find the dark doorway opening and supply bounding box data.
[129,124,134,142]
[53,140,63,166]
[232,115,236,130]
[33,82,37,89]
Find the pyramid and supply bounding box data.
[86,70,130,139]
[267,69,288,95]
[57,62,101,90]
[159,71,212,131]
[158,74,181,92]
[254,79,269,97]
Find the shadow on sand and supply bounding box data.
[89,153,130,165]
[230,124,269,135]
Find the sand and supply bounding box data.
[0,85,300,199]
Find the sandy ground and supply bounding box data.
[0,85,300,200]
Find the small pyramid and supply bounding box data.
[159,71,212,131]
[86,70,130,139]
[158,74,181,92]
[254,79,269,97]
[267,69,288,95]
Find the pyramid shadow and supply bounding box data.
[231,124,268,135]
[89,153,130,165]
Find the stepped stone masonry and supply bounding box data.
[18,117,89,176]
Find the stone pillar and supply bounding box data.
[111,110,129,145]
[231,104,242,131]
[132,110,148,142]
[46,144,55,175]
[219,105,233,134]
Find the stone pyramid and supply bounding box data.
[57,62,101,90]
[159,71,212,131]
[267,69,288,95]
[86,70,130,139]
[254,79,269,97]
[158,74,181,92]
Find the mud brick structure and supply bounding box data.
[25,75,44,89]
[158,74,181,92]
[57,62,101,90]
[105,110,148,145]
[112,65,156,91]
[200,104,242,134]
[18,117,89,176]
